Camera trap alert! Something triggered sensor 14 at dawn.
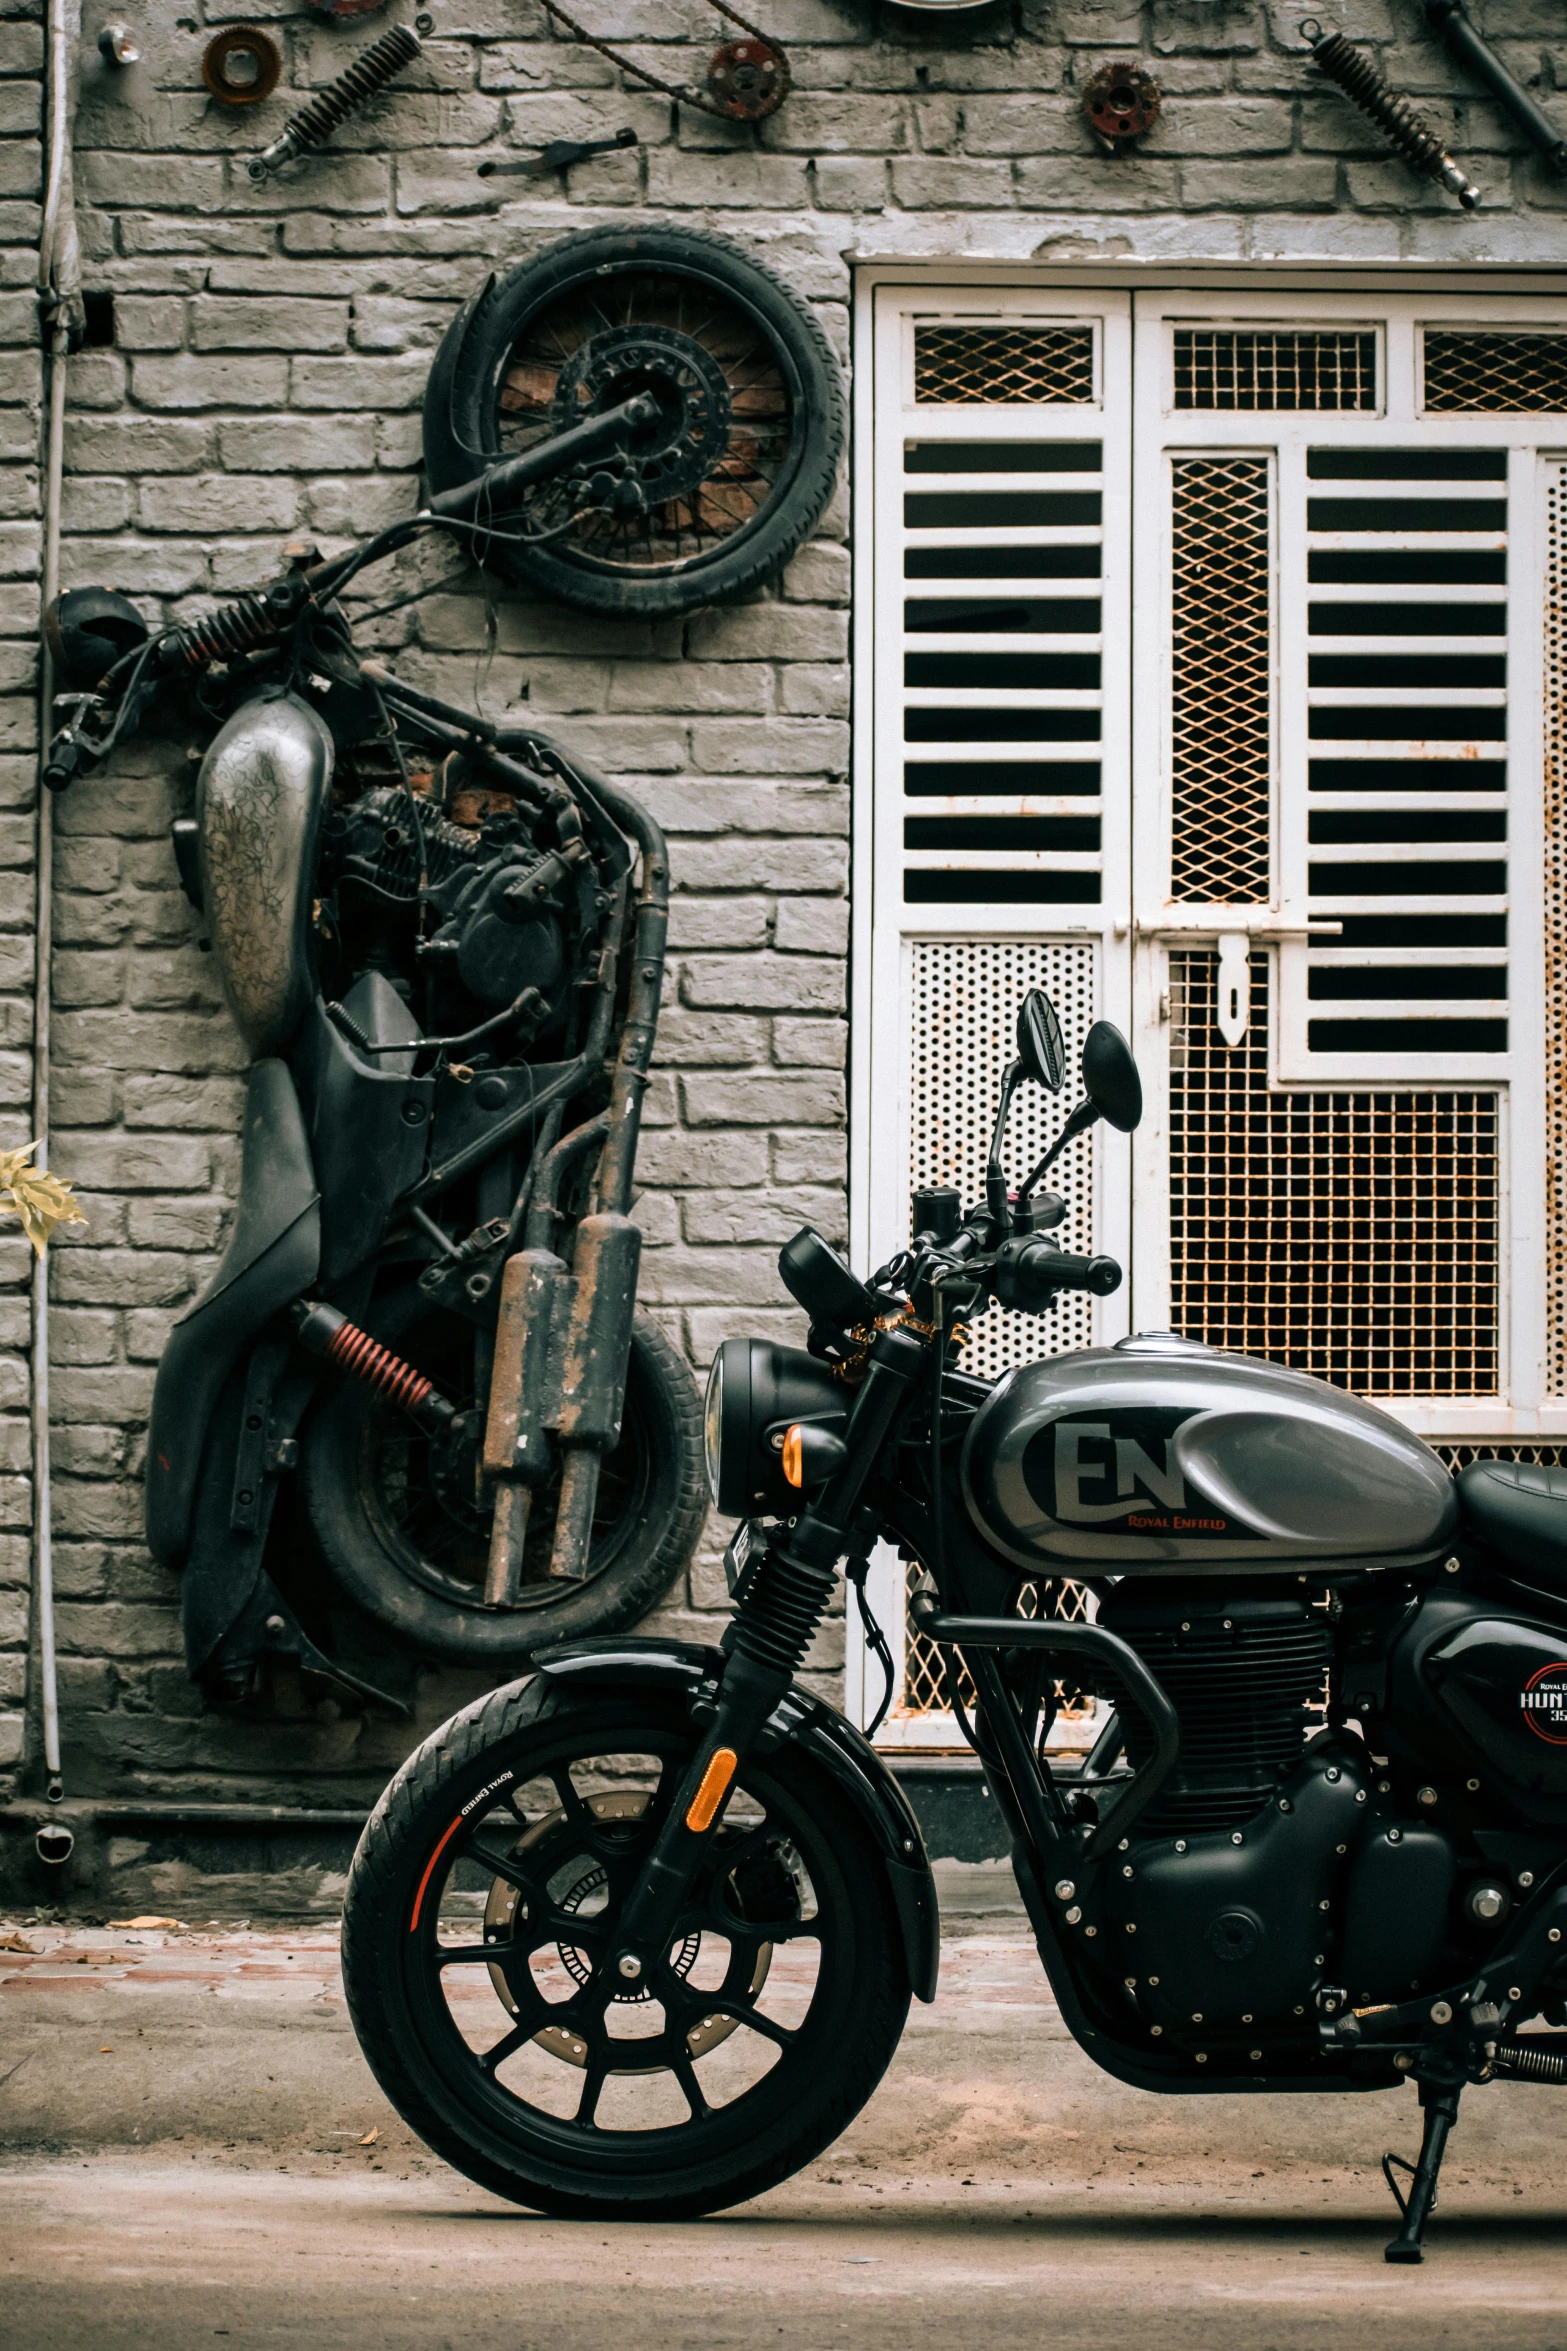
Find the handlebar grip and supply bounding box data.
[991,1240,1123,1311]
[1024,1247,1122,1297]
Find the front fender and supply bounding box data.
[536,1638,940,2003]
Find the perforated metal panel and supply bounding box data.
[1173,329,1377,413]
[914,323,1096,406]
[1547,465,1567,1397]
[1424,332,1567,413]
[1169,951,1500,1393]
[909,939,1097,1376]
[1170,455,1272,903]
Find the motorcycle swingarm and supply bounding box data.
[535,1638,940,2003]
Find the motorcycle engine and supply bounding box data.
[1083,1587,1453,2039]
[317,783,592,1035]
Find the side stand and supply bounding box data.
[1383,2080,1462,2264]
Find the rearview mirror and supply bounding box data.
[1081,1021,1142,1133]
[1016,990,1065,1092]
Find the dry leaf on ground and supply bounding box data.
[109,1916,183,1930]
[358,2128,379,2146]
[0,1930,38,1953]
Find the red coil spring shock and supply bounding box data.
[293,1301,455,1431]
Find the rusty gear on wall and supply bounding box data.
[706,34,790,122]
[201,25,282,105]
[1082,59,1161,147]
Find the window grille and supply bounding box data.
[1547,465,1567,1395]
[909,939,1097,1376]
[901,439,1105,910]
[1169,951,1501,1393]
[1173,329,1377,413]
[1424,331,1567,414]
[1170,455,1272,903]
[1434,1442,1567,1473]
[914,323,1096,407]
[898,1564,1093,1723]
[1301,444,1510,1064]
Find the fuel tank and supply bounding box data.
[196,689,330,1058]
[961,1331,1457,1573]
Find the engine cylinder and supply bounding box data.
[1097,1586,1331,1835]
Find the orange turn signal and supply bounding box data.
[685,1746,738,1833]
[781,1423,805,1487]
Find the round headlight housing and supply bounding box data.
[703,1337,846,1518]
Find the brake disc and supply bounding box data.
[483,1790,771,2071]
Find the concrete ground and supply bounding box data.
[4,1892,1567,2349]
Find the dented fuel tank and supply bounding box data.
[196,689,331,1058]
[961,1330,1457,1573]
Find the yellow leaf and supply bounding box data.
[0,1142,86,1256]
[358,2127,379,2146]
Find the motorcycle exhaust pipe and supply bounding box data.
[480,1212,642,1598]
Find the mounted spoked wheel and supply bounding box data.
[340,1679,910,2219]
[423,223,845,618]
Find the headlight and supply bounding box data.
[703,1338,846,1519]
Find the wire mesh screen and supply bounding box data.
[909,939,1097,1378]
[1172,329,1377,413]
[1169,952,1501,1394]
[1547,465,1567,1395]
[913,323,1096,406]
[1170,455,1272,903]
[899,1563,1094,1723]
[1424,332,1567,413]
[1435,1442,1567,1473]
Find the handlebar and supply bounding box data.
[991,1237,1122,1313]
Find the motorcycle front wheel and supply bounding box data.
[341,1679,911,2219]
[301,1289,705,1666]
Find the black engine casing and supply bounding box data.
[1103,1732,1368,2033]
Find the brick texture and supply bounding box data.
[2,0,1560,1800]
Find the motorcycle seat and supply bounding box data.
[1456,1458,1567,1589]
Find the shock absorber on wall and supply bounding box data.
[293,1299,456,1436]
[248,22,421,180]
[1301,21,1482,209]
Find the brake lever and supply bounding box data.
[478,127,638,178]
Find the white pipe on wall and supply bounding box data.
[32,0,83,1806]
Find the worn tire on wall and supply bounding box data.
[301,1289,706,1666]
[423,221,845,618]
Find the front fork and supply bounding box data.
[611,1326,928,1967]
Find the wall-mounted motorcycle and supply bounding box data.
[42,224,844,1708]
[342,989,1567,2262]
[42,426,724,1707]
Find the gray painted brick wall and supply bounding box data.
[2,0,1562,1802]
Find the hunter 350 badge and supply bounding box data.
[1021,1408,1255,1538]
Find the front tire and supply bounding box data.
[340,1680,911,2219]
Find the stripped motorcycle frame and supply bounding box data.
[44,412,694,1707]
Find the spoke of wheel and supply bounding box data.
[465,1838,539,1894]
[478,2018,536,2075]
[436,1942,507,1967]
[672,2054,711,2122]
[575,2055,609,2128]
[704,1999,797,2049]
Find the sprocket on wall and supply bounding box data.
[420,224,845,619]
